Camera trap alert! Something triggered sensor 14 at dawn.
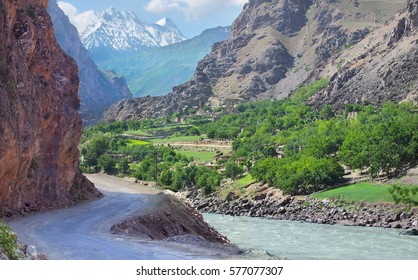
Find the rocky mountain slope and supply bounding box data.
[310,0,418,107]
[0,0,100,215]
[71,7,186,60]
[96,26,230,97]
[102,0,415,122]
[48,1,132,126]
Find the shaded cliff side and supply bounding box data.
[0,0,100,215]
[47,0,132,126]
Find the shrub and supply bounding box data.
[389,184,418,206]
[0,221,20,260]
[224,160,243,179]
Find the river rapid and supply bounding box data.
[204,214,418,260]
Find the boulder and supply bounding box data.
[399,228,418,236]
[26,245,37,259]
[225,192,238,202]
[254,193,267,200]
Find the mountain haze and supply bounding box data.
[96,26,231,97]
[48,1,132,125]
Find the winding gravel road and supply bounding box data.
[6,175,229,260]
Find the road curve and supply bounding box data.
[6,175,229,260]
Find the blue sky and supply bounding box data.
[59,0,248,38]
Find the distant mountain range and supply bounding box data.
[95,26,231,97]
[75,7,186,60]
[60,6,229,97]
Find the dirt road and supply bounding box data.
[6,174,231,260]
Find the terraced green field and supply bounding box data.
[150,136,202,144]
[312,182,418,203]
[175,151,216,163]
[126,139,150,146]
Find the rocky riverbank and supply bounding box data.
[179,186,418,231]
[0,241,47,260]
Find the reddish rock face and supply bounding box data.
[0,0,100,215]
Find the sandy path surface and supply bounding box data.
[85,174,161,194]
[6,174,231,260]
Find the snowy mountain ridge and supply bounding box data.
[74,7,186,52]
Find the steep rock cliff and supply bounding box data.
[0,0,100,215]
[311,0,418,107]
[47,0,132,126]
[103,0,408,122]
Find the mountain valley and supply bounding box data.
[1,0,418,263]
[102,0,417,122]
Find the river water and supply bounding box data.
[203,214,418,260]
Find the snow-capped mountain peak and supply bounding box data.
[156,17,177,27]
[155,17,168,27]
[68,7,186,53]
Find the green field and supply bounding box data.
[176,151,216,162]
[126,139,150,146]
[235,173,255,187]
[150,136,202,144]
[124,130,150,136]
[312,183,418,203]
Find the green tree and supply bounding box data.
[98,155,117,174]
[224,160,243,179]
[118,157,130,174]
[158,170,173,187]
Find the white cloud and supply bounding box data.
[144,0,249,20]
[58,2,99,35]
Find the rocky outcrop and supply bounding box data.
[103,0,408,122]
[47,0,132,125]
[310,0,418,108]
[389,0,418,45]
[0,0,100,215]
[111,193,229,243]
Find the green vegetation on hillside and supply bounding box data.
[201,78,417,195]
[81,78,418,198]
[235,173,255,187]
[80,119,224,193]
